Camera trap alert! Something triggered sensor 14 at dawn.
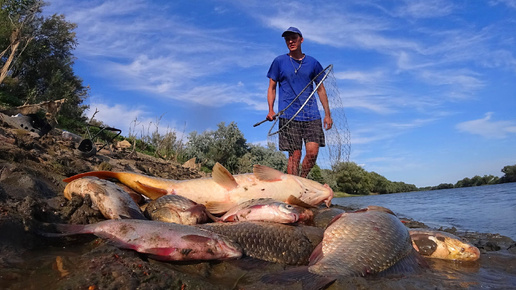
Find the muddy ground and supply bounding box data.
[1,112,515,289]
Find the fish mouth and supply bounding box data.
[294,178,334,207]
[218,240,243,259]
[323,184,334,207]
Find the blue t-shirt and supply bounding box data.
[267,54,324,121]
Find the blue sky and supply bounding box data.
[43,0,516,187]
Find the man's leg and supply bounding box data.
[288,149,302,176]
[300,142,319,178]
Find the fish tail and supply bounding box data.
[63,171,121,183]
[38,223,92,237]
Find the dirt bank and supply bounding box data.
[1,112,515,289]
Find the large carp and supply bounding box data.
[308,205,425,277]
[42,219,242,261]
[198,221,324,265]
[63,163,334,214]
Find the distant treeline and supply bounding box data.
[419,165,516,191]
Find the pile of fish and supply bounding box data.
[46,162,480,287]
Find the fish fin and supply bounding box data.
[205,201,237,214]
[286,195,316,208]
[308,241,325,265]
[261,266,336,289]
[63,171,120,183]
[375,250,428,277]
[144,247,176,257]
[181,234,212,243]
[37,223,91,237]
[135,181,167,199]
[354,205,396,216]
[206,211,221,222]
[253,164,283,181]
[223,215,238,222]
[212,162,239,190]
[120,207,146,220]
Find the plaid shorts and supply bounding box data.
[278,118,325,151]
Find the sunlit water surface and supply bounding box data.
[333,182,516,240]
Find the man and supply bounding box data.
[266,27,333,178]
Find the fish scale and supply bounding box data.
[308,206,415,277]
[198,221,324,265]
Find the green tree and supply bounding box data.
[1,1,88,129]
[184,122,248,173]
[307,164,324,184]
[455,177,472,188]
[334,161,372,195]
[369,171,392,194]
[0,0,43,85]
[500,164,516,183]
[237,142,287,174]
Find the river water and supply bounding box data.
[333,182,516,240]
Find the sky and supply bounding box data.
[42,0,516,187]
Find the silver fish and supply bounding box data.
[198,221,324,265]
[44,219,242,261]
[63,177,145,220]
[219,198,305,223]
[309,206,422,277]
[144,195,210,225]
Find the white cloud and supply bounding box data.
[84,102,179,138]
[456,112,516,139]
[396,0,455,19]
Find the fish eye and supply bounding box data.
[460,248,465,253]
[285,204,294,209]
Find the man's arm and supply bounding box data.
[267,78,278,120]
[317,83,333,130]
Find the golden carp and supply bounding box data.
[409,229,480,261]
[63,163,334,214]
[144,195,210,225]
[63,177,145,220]
[43,219,242,261]
[308,206,423,277]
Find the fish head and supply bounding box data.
[439,235,481,261]
[184,204,210,224]
[212,237,243,260]
[272,203,301,223]
[292,177,334,207]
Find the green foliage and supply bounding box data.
[500,164,516,183]
[334,162,373,195]
[307,164,324,184]
[327,162,417,195]
[184,122,248,173]
[1,1,88,130]
[237,143,288,174]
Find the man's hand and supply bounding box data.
[324,115,333,130]
[266,111,277,121]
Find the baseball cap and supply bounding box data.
[281,27,302,38]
